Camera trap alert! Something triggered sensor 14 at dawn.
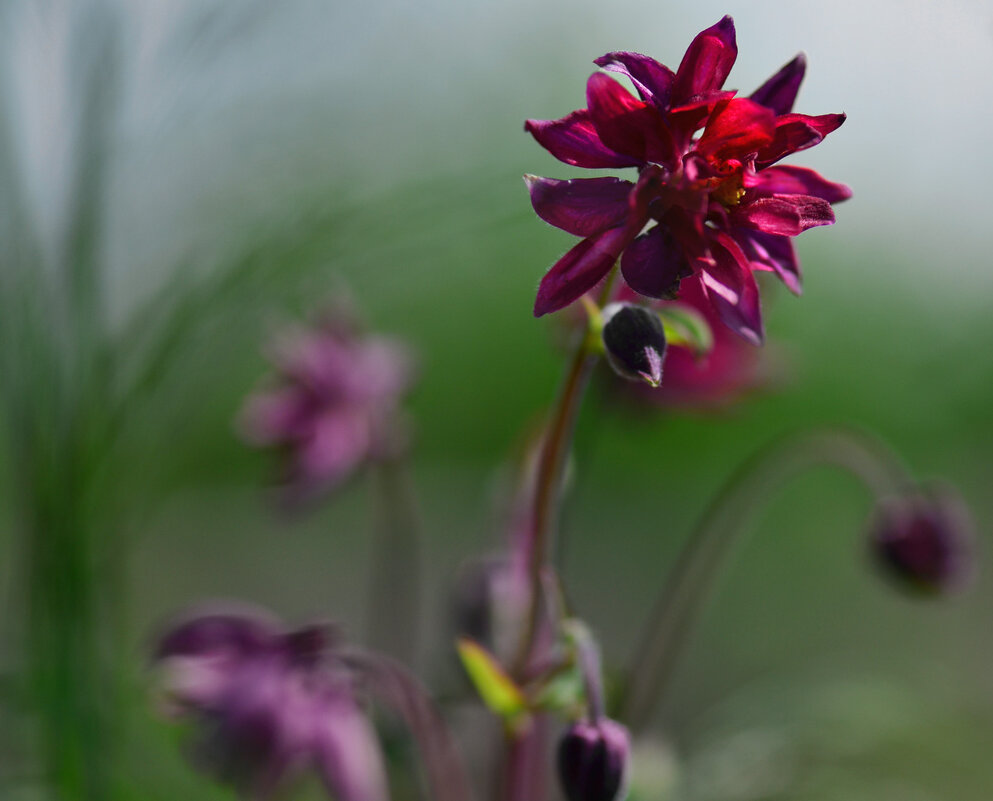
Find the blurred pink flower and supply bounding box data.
[239,310,414,504]
[154,605,389,801]
[525,16,850,343]
[869,485,975,595]
[655,275,770,407]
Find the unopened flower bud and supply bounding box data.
[557,719,630,801]
[451,555,529,662]
[869,485,974,595]
[601,304,667,388]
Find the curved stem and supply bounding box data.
[619,427,910,734]
[511,271,618,677]
[566,620,606,721]
[497,717,549,801]
[343,650,474,801]
[510,339,596,674]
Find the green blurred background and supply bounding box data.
[1,0,991,798]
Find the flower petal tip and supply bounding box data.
[532,296,552,318]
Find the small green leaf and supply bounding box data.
[658,304,713,357]
[582,296,607,354]
[533,664,585,717]
[456,639,528,724]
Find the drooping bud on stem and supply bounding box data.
[869,484,974,595]
[601,303,667,387]
[557,718,631,801]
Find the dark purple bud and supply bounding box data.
[601,303,667,387]
[558,719,631,801]
[869,485,974,595]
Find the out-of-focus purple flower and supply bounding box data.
[239,309,414,505]
[153,605,389,801]
[557,718,631,801]
[654,276,767,405]
[525,16,850,343]
[869,486,975,595]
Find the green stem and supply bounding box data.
[23,429,113,801]
[367,456,421,666]
[619,427,909,734]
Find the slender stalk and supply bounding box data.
[511,270,619,677]
[498,718,549,801]
[367,455,421,666]
[569,621,606,720]
[342,650,473,801]
[511,343,596,671]
[619,427,910,734]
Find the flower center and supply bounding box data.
[708,159,745,208]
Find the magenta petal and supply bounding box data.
[313,692,390,801]
[668,91,737,134]
[594,51,675,109]
[735,229,802,295]
[695,98,775,159]
[620,225,688,299]
[586,73,677,166]
[525,110,643,169]
[672,15,737,104]
[733,193,835,236]
[534,226,634,316]
[750,53,806,115]
[700,232,764,345]
[525,175,634,237]
[756,112,847,168]
[239,388,314,445]
[291,409,372,492]
[746,165,852,203]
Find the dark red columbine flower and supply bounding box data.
[869,486,975,595]
[525,16,850,344]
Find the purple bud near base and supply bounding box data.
[869,485,974,595]
[601,304,667,387]
[557,719,631,801]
